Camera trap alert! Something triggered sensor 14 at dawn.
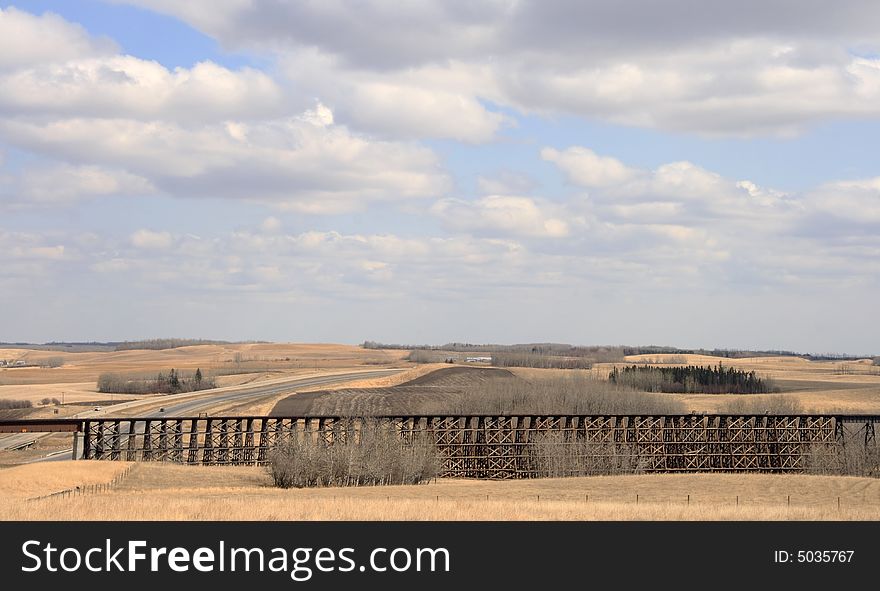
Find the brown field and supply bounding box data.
[2,461,878,520]
[0,343,408,418]
[271,366,522,415]
[0,461,130,501]
[3,347,878,419]
[2,347,879,522]
[614,354,880,413]
[0,343,406,386]
[271,356,880,416]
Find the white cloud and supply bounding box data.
[544,145,797,228]
[106,1,880,137]
[0,7,114,70]
[130,229,173,250]
[1,163,154,205]
[260,217,282,233]
[0,111,450,212]
[431,195,570,238]
[542,147,639,188]
[0,10,450,211]
[477,171,535,195]
[299,102,334,127]
[0,56,283,123]
[802,177,880,226]
[278,52,509,142]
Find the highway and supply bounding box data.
[2,368,402,461]
[142,369,400,417]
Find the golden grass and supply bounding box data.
[0,343,405,386]
[4,346,879,414]
[0,461,131,501]
[10,496,880,521]
[306,363,445,391]
[0,382,144,406]
[2,462,878,521]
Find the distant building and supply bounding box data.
[465,356,492,363]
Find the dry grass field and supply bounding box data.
[271,366,523,415]
[0,343,408,419]
[613,354,880,414]
[2,348,879,522]
[270,356,880,416]
[3,347,878,420]
[0,343,405,386]
[2,461,878,521]
[0,461,130,501]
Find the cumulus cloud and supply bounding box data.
[260,217,282,233]
[0,56,283,122]
[0,10,451,211]
[108,0,880,137]
[0,108,449,212]
[130,229,173,250]
[81,226,530,301]
[0,7,114,70]
[1,163,154,206]
[277,52,509,142]
[543,145,796,229]
[431,195,569,238]
[542,147,638,188]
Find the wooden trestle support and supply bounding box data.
[80,414,878,479]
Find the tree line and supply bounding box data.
[97,368,215,394]
[608,364,777,394]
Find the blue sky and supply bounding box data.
[1,1,879,354]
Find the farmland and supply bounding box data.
[1,345,879,521]
[2,461,879,521]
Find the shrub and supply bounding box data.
[807,428,880,477]
[269,419,438,488]
[406,350,437,363]
[0,399,33,409]
[530,433,644,477]
[421,372,686,415]
[490,352,592,370]
[718,395,803,415]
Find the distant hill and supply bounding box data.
[361,341,871,361]
[0,339,268,353]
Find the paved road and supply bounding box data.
[142,369,400,418]
[5,368,402,462]
[0,433,40,451]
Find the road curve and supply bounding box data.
[144,369,401,417]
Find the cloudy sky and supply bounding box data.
[1,1,878,354]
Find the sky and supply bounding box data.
[0,1,878,354]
